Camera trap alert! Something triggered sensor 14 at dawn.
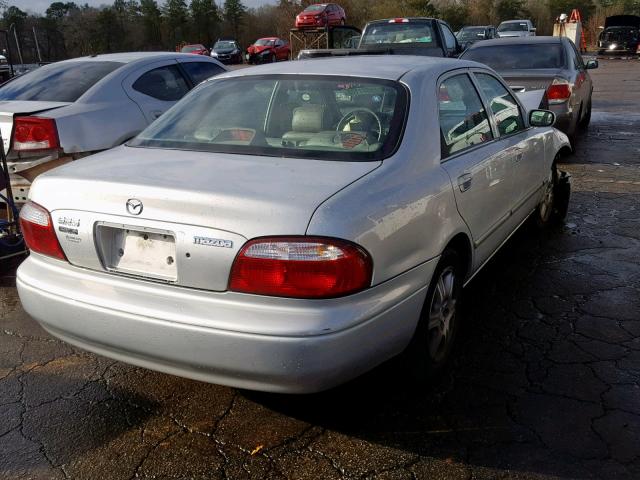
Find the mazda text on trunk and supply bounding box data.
[17,57,571,393]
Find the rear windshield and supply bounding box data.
[181,45,203,52]
[462,44,565,70]
[457,27,486,41]
[0,61,123,102]
[498,22,529,32]
[129,75,408,161]
[360,22,436,46]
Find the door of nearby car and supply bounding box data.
[275,39,289,60]
[439,21,461,57]
[437,72,518,267]
[123,61,190,123]
[566,39,592,119]
[473,71,544,223]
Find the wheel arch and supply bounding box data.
[443,232,473,281]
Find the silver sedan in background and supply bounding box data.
[0,52,226,204]
[460,36,598,146]
[17,57,570,393]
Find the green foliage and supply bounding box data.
[495,0,527,21]
[546,0,596,22]
[223,0,247,39]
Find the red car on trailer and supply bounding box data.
[295,3,346,29]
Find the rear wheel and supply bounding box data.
[402,249,464,383]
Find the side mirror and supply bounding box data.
[586,59,599,69]
[529,109,555,127]
[531,27,537,32]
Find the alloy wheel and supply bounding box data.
[427,266,457,363]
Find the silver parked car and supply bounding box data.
[460,37,598,146]
[496,19,536,37]
[0,52,226,204]
[16,57,570,393]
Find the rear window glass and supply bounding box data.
[462,44,565,70]
[498,22,529,32]
[129,75,408,162]
[0,61,123,102]
[360,22,436,46]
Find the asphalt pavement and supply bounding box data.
[1,58,639,480]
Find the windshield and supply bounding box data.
[214,41,237,49]
[129,76,408,161]
[498,22,529,32]
[0,61,123,102]
[181,45,203,53]
[457,28,486,41]
[462,44,565,70]
[360,22,436,46]
[304,5,326,12]
[255,39,275,46]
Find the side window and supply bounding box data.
[569,41,585,69]
[475,73,525,137]
[438,74,493,158]
[440,23,457,51]
[181,62,225,85]
[133,65,189,101]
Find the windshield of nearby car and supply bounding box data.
[0,61,123,102]
[303,4,326,12]
[255,39,275,46]
[360,22,436,46]
[181,45,203,53]
[498,22,529,32]
[457,27,486,41]
[214,41,237,49]
[462,44,565,70]
[130,76,408,161]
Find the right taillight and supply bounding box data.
[13,116,60,152]
[547,80,572,104]
[229,236,372,299]
[19,201,66,261]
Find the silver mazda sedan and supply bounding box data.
[16,57,570,393]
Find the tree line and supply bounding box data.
[2,0,639,64]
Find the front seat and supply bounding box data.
[282,105,326,146]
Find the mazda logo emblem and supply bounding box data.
[126,198,143,215]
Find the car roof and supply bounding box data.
[368,17,436,24]
[461,25,493,29]
[57,52,198,64]
[468,36,563,47]
[499,19,531,23]
[217,55,483,81]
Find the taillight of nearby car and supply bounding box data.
[12,117,59,152]
[547,79,572,104]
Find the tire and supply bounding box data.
[579,99,592,130]
[402,248,464,384]
[536,161,570,227]
[271,53,277,63]
[340,18,345,25]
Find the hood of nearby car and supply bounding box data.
[248,45,272,54]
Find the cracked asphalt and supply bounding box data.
[2,59,640,480]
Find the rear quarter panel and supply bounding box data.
[306,72,471,286]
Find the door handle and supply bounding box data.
[457,173,472,192]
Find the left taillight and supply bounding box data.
[547,79,572,104]
[229,236,372,299]
[12,116,60,152]
[19,201,66,261]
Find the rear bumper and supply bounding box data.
[549,105,573,134]
[17,254,434,393]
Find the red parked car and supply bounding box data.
[180,44,210,56]
[246,37,291,64]
[295,3,346,29]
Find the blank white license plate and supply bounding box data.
[98,226,177,281]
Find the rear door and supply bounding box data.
[437,71,516,267]
[123,60,190,123]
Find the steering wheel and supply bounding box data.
[336,108,383,142]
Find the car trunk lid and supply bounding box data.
[30,145,381,291]
[498,69,565,92]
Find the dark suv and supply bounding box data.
[598,15,640,55]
